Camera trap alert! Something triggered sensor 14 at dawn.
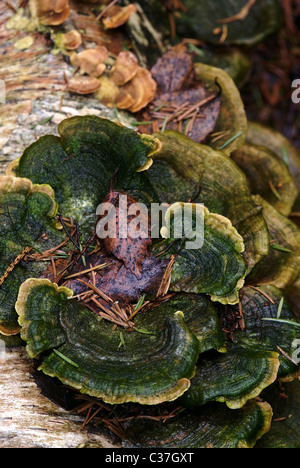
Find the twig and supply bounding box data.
[96,0,120,21]
[58,214,80,251]
[217,0,256,24]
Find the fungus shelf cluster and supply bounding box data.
[1,110,300,447]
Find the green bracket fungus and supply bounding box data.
[157,202,246,305]
[0,177,63,335]
[257,380,300,448]
[123,400,273,448]
[194,62,247,154]
[7,116,161,235]
[248,196,300,289]
[1,111,299,447]
[149,131,269,273]
[180,285,300,410]
[180,349,279,410]
[246,121,300,212]
[232,143,298,217]
[16,278,200,405]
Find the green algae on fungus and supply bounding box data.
[16,279,200,405]
[7,116,161,236]
[0,111,298,447]
[123,400,273,448]
[0,177,63,335]
[156,202,246,305]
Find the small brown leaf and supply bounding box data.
[141,43,221,143]
[151,43,194,94]
[98,190,152,278]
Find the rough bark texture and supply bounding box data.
[0,348,120,448]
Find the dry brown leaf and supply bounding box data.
[99,190,151,278]
[140,43,221,143]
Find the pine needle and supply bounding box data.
[53,349,79,368]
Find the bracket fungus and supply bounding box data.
[110,51,140,87]
[70,47,109,78]
[96,54,157,113]
[123,400,273,448]
[101,4,138,29]
[1,111,300,447]
[29,0,71,26]
[16,278,200,405]
[0,177,63,335]
[67,76,102,95]
[59,30,82,51]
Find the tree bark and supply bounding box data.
[0,347,119,448]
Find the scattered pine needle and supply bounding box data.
[64,263,111,280]
[0,246,32,287]
[276,345,299,366]
[262,318,300,328]
[156,255,177,298]
[248,286,275,304]
[271,244,293,253]
[277,297,284,319]
[218,131,243,150]
[53,349,79,368]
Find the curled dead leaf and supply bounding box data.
[68,75,101,95]
[102,4,137,29]
[122,67,157,113]
[29,0,71,26]
[110,51,139,86]
[70,46,108,77]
